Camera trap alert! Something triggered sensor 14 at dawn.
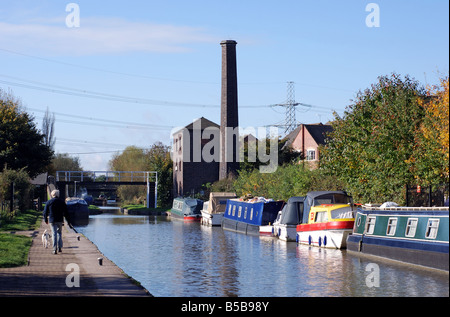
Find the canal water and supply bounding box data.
[75,210,449,297]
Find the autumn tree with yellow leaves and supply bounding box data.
[412,76,449,185]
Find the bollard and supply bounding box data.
[98,257,103,265]
[77,236,80,241]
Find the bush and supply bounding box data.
[0,167,31,218]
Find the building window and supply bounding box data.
[306,149,316,161]
[405,218,418,237]
[365,216,376,234]
[425,219,440,239]
[386,217,398,236]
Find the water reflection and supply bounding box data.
[75,213,449,297]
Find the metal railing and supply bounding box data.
[55,171,157,183]
[55,171,158,208]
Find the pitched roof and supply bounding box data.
[172,117,219,135]
[283,123,333,148]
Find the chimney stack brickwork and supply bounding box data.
[220,40,239,179]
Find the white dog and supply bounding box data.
[42,229,51,248]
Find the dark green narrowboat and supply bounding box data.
[347,206,449,271]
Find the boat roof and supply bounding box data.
[306,191,349,199]
[358,206,449,216]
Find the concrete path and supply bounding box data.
[0,221,152,297]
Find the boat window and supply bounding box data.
[356,215,362,227]
[315,211,328,223]
[238,206,242,218]
[386,217,398,236]
[244,207,248,219]
[331,207,354,219]
[425,219,440,239]
[314,194,352,205]
[405,218,418,237]
[250,208,253,220]
[228,205,232,215]
[365,216,376,234]
[232,205,236,217]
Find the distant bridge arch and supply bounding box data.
[54,171,158,208]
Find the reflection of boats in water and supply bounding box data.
[66,197,89,226]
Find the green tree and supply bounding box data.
[320,73,426,204]
[0,167,31,217]
[146,142,173,207]
[0,90,53,178]
[48,153,83,176]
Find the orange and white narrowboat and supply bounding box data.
[296,204,355,249]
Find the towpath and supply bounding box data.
[0,220,152,297]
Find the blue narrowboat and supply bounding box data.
[347,206,449,271]
[222,198,284,236]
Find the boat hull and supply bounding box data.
[170,210,201,222]
[274,224,297,241]
[66,199,89,226]
[347,234,449,271]
[297,221,354,249]
[200,211,224,226]
[259,225,275,236]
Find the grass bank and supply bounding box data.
[0,209,42,268]
[122,204,170,215]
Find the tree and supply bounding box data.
[48,153,83,176]
[0,167,31,216]
[42,107,55,150]
[320,74,426,204]
[411,76,449,185]
[145,142,173,207]
[108,144,173,207]
[0,89,53,178]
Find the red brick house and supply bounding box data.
[283,123,333,168]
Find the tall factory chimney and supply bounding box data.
[219,40,239,180]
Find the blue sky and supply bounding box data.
[0,0,448,171]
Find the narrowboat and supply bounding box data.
[296,203,355,248]
[274,191,353,242]
[201,192,237,226]
[66,197,90,226]
[347,206,449,271]
[170,197,203,222]
[222,197,284,236]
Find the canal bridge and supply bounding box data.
[53,171,157,208]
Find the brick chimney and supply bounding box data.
[219,40,239,179]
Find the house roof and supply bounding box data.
[30,172,48,185]
[172,117,219,135]
[283,123,333,148]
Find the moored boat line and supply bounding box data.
[169,191,449,272]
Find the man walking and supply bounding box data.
[43,190,71,254]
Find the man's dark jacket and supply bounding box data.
[43,197,70,224]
